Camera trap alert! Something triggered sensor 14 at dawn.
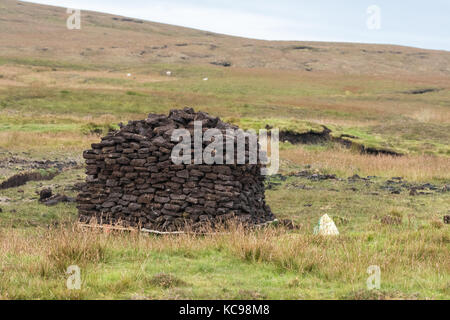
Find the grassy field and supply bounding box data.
[0,58,448,299]
[0,0,449,300]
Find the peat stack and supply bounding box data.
[77,108,275,232]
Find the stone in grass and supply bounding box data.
[39,188,53,202]
[314,214,339,236]
[44,194,76,206]
[444,215,450,224]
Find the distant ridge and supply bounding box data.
[1,0,449,76]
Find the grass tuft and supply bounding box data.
[147,273,188,289]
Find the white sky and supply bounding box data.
[23,0,450,51]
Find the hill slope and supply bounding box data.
[1,0,449,76]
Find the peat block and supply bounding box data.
[77,108,275,231]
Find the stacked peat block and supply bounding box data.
[77,108,275,231]
[444,215,450,224]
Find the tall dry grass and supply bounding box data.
[281,146,450,181]
[0,131,94,152]
[0,222,448,299]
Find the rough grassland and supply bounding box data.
[0,0,449,300]
[0,60,449,300]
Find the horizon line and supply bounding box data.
[21,0,450,53]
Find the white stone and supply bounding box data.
[314,214,339,236]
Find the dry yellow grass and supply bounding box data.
[410,108,450,123]
[0,223,448,299]
[281,146,450,181]
[0,131,94,152]
[0,64,171,90]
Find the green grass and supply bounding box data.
[0,56,98,71]
[0,58,449,300]
[0,165,448,299]
[225,117,325,134]
[1,59,447,155]
[1,225,448,299]
[0,123,80,133]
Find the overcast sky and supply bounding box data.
[24,0,450,51]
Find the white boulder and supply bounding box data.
[314,214,339,236]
